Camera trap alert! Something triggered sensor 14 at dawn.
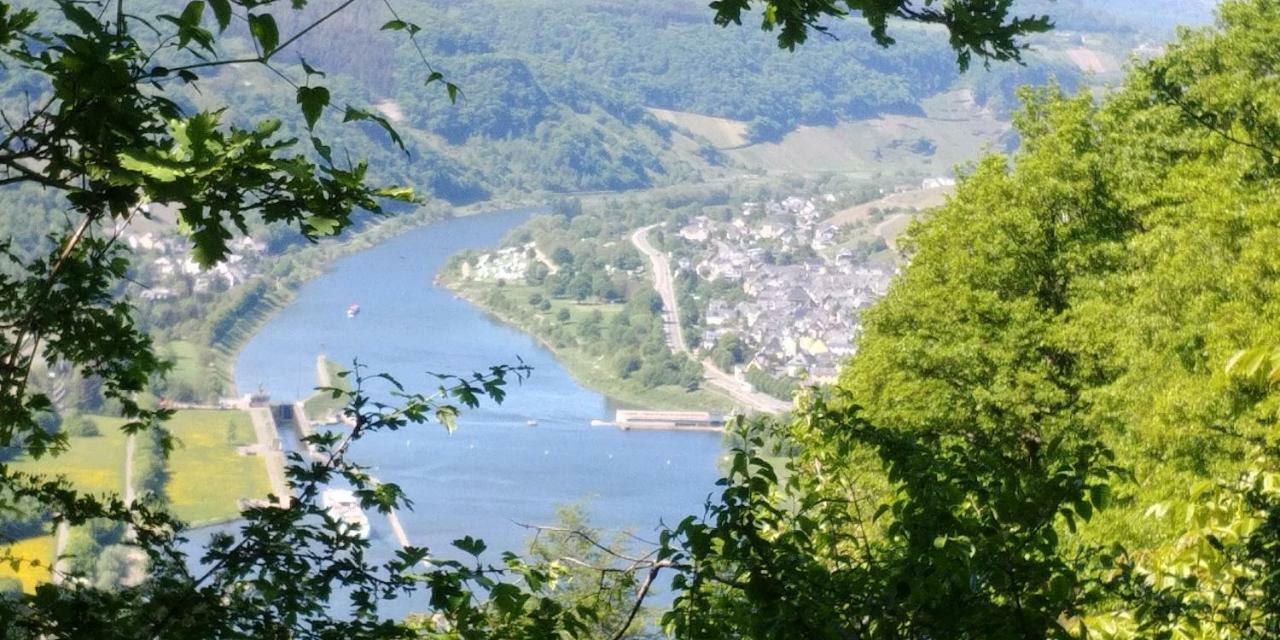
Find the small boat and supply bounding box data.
[321,488,370,539]
[346,303,360,318]
[526,419,538,427]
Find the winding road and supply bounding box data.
[630,225,688,355]
[630,225,791,415]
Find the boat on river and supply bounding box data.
[321,488,370,539]
[346,303,360,318]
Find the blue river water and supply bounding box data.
[231,209,725,585]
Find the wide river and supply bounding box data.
[234,209,725,569]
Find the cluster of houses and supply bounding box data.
[465,243,537,282]
[680,195,896,382]
[126,230,266,301]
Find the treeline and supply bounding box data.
[385,1,1084,141]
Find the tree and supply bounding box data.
[0,0,1078,635]
[62,414,100,438]
[551,246,575,267]
[709,0,1052,69]
[711,333,746,371]
[661,404,1115,639]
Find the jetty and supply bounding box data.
[592,410,726,432]
[248,405,291,506]
[291,401,326,462]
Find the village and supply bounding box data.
[121,218,268,302]
[451,188,920,388]
[675,194,899,382]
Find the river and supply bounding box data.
[232,209,726,583]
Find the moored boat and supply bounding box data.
[321,488,370,539]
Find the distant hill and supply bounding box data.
[2,0,1209,208]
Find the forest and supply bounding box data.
[0,0,1105,212]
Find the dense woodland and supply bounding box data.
[0,0,1104,211]
[6,0,1280,638]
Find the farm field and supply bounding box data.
[8,415,130,495]
[645,90,1013,177]
[647,107,749,148]
[0,534,55,594]
[163,409,269,525]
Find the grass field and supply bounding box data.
[827,186,950,228]
[647,90,1011,177]
[163,409,270,525]
[647,107,749,148]
[0,534,54,593]
[165,340,205,387]
[1,416,132,593]
[728,113,1007,176]
[8,415,130,496]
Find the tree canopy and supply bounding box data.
[711,0,1052,69]
[4,0,1280,638]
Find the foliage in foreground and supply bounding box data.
[4,0,1280,637]
[0,0,1082,637]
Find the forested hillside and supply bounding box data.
[3,0,1123,207]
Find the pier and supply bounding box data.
[385,505,412,549]
[592,410,726,432]
[290,401,327,463]
[248,406,291,506]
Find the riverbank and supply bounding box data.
[209,200,541,397]
[209,177,798,399]
[443,279,733,412]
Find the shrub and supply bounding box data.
[62,414,100,438]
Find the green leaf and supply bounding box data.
[299,57,325,78]
[118,150,184,182]
[452,536,487,557]
[374,186,415,201]
[435,405,458,433]
[343,105,407,154]
[248,13,280,55]
[180,1,205,28]
[380,18,421,34]
[296,86,330,130]
[305,216,341,236]
[310,136,333,164]
[207,0,232,31]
